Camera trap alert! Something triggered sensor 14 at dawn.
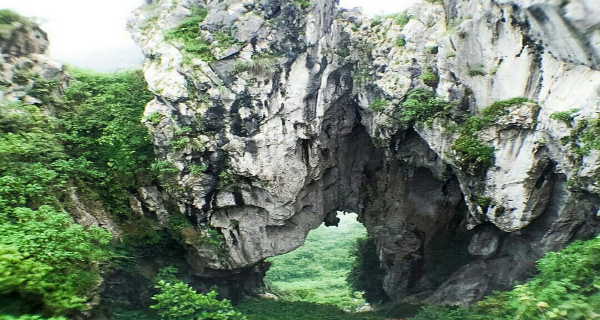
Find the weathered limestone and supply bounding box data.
[128,0,600,305]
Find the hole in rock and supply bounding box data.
[263,212,370,310]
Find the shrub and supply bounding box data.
[411,237,600,319]
[562,116,600,156]
[151,276,245,320]
[370,99,387,112]
[395,36,406,47]
[293,0,311,9]
[468,68,486,76]
[550,109,579,127]
[451,98,532,172]
[419,68,439,87]
[189,164,207,175]
[481,97,530,120]
[0,206,111,315]
[394,12,411,27]
[397,88,450,125]
[164,7,212,62]
[452,135,495,169]
[232,54,279,75]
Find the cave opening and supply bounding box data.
[262,212,375,310]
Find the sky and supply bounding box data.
[0,0,419,71]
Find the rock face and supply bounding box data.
[128,0,600,305]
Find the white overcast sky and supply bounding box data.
[0,0,418,71]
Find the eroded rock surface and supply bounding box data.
[128,0,600,305]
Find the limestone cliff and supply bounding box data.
[118,0,600,305]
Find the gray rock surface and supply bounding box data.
[127,0,600,305]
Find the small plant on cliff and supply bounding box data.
[451,97,533,172]
[293,0,311,9]
[395,36,406,47]
[393,12,411,27]
[561,116,600,156]
[550,109,579,127]
[370,99,387,112]
[164,7,212,62]
[419,68,439,87]
[0,9,32,40]
[467,64,487,77]
[151,267,246,320]
[397,88,451,125]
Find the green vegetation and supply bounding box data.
[265,214,368,309]
[370,99,387,112]
[0,206,111,316]
[0,68,155,317]
[419,68,439,87]
[551,109,579,127]
[467,64,487,76]
[395,36,406,47]
[370,90,451,126]
[411,236,600,319]
[347,237,388,304]
[152,267,245,320]
[164,7,212,62]
[236,300,380,320]
[293,0,311,9]
[232,54,280,74]
[451,97,532,172]
[393,12,411,27]
[562,116,600,156]
[189,164,208,175]
[212,29,236,49]
[397,88,451,125]
[0,9,31,40]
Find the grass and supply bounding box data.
[264,214,368,310]
[236,300,382,320]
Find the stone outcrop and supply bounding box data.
[125,0,600,305]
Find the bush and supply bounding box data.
[397,88,450,125]
[164,7,212,62]
[562,116,600,156]
[550,109,578,127]
[419,68,439,87]
[411,237,600,319]
[370,99,387,112]
[151,268,245,320]
[0,206,111,315]
[451,98,532,172]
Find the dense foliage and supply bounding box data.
[0,69,154,317]
[412,237,600,319]
[151,267,245,320]
[264,214,368,309]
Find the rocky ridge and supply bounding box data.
[120,0,599,305]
